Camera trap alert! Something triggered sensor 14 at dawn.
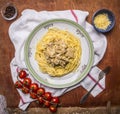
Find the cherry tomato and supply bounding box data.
[49,105,57,113]
[19,70,27,79]
[23,78,32,88]
[44,100,50,107]
[43,92,52,101]
[38,96,43,104]
[15,81,23,89]
[22,86,29,94]
[37,87,45,96]
[30,83,39,92]
[30,92,37,99]
[51,97,59,104]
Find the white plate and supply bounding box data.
[24,19,94,88]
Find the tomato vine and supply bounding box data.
[15,69,60,113]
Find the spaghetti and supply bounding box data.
[35,28,82,76]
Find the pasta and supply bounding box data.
[35,28,82,76]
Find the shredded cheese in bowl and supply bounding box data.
[94,13,111,30]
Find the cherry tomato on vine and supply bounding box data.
[38,96,43,104]
[19,70,27,79]
[23,78,32,88]
[37,87,45,96]
[22,86,29,94]
[49,105,57,113]
[30,83,39,92]
[43,92,52,101]
[30,92,37,99]
[15,81,23,89]
[44,100,50,107]
[51,97,59,104]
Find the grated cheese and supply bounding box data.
[94,13,111,30]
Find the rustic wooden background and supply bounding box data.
[0,0,120,109]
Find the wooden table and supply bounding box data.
[0,0,120,109]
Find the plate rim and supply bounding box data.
[24,19,94,88]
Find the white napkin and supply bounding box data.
[0,95,8,114]
[9,9,107,110]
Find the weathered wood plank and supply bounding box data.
[0,0,120,109]
[7,107,120,114]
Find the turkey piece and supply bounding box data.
[44,39,75,67]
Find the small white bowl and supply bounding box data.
[1,3,17,21]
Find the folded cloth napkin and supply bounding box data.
[9,9,107,110]
[0,95,8,114]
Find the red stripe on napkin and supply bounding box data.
[20,96,25,104]
[16,67,19,73]
[88,74,104,90]
[70,10,78,23]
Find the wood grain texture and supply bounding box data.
[0,0,120,108]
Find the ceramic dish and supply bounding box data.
[24,19,94,88]
[1,3,17,21]
[92,9,115,33]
